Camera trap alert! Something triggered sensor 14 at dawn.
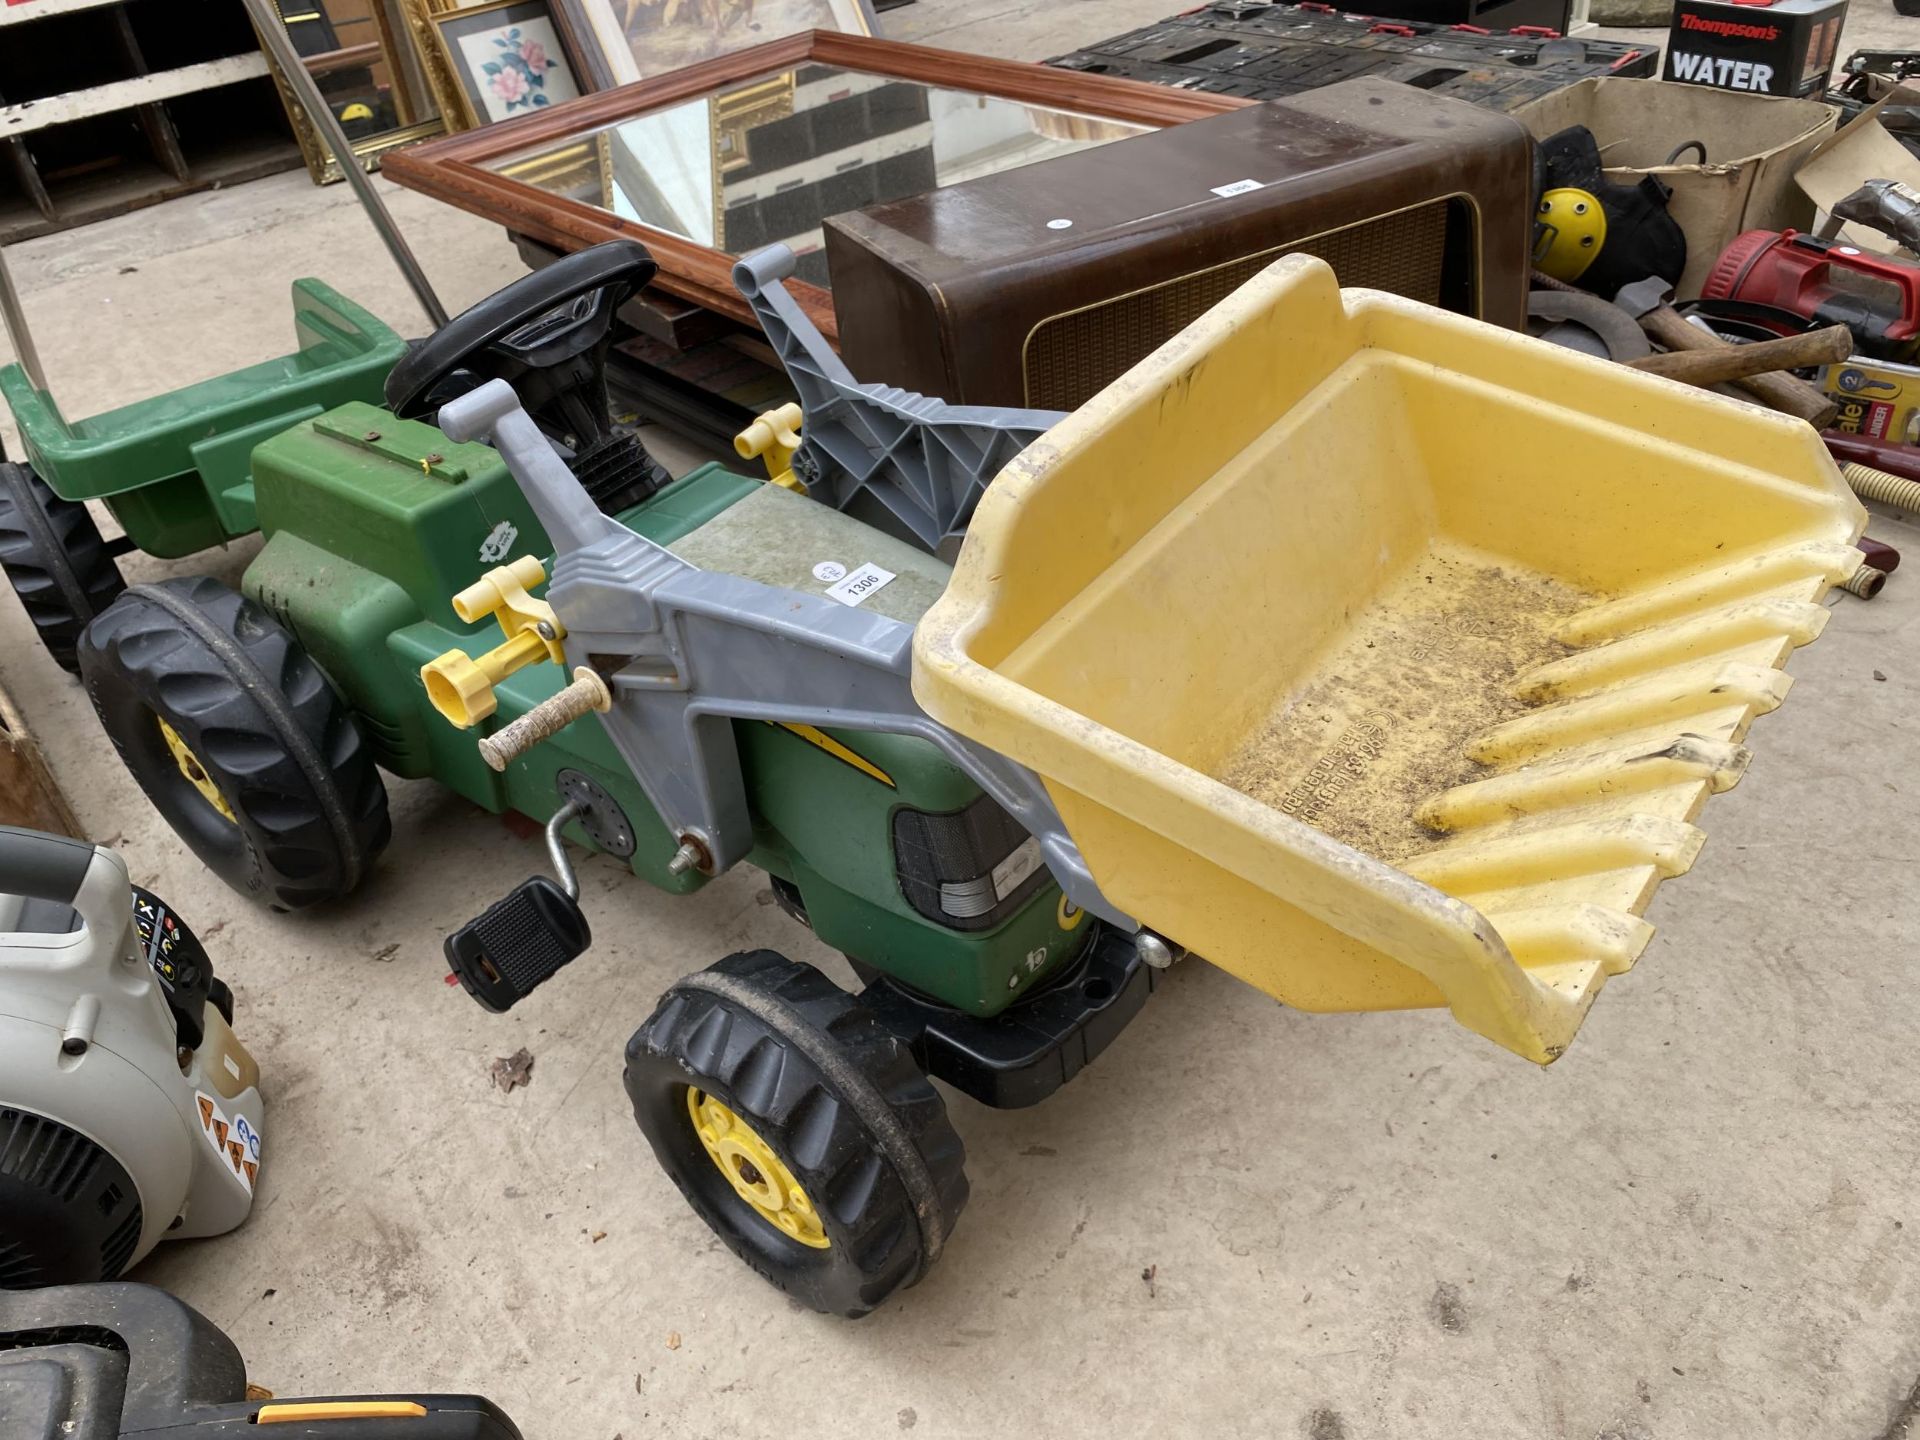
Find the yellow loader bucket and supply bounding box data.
[913,255,1863,1065]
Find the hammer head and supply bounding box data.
[1612,276,1676,320]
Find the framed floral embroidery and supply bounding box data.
[428,0,590,128]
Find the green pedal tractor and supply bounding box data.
[5,243,1141,1316]
[8,237,1851,1318]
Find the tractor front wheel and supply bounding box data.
[625,950,969,1318]
[0,462,125,674]
[79,577,390,911]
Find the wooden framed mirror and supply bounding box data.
[382,31,1240,340]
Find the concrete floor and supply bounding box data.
[4,3,1920,1436]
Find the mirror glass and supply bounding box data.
[275,0,443,181]
[485,63,1148,286]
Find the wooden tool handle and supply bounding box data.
[1729,369,1841,429]
[1628,305,1840,427]
[1634,303,1715,352]
[1627,324,1854,383]
[1531,274,1841,426]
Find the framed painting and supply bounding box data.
[382,32,1246,340]
[572,0,876,84]
[425,0,592,128]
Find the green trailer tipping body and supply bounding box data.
[0,281,405,558]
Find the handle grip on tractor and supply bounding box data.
[477,668,610,772]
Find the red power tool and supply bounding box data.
[1701,230,1920,361]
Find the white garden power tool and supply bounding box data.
[0,826,262,1286]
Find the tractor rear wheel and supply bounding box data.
[625,950,969,1318]
[79,577,390,912]
[0,462,125,674]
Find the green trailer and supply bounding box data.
[0,281,405,671]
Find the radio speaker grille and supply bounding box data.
[1023,198,1458,410]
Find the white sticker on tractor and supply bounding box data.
[1211,178,1264,198]
[812,560,847,583]
[992,836,1043,901]
[195,1091,262,1193]
[825,563,896,607]
[479,520,519,564]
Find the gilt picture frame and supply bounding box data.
[573,0,877,84]
[259,0,449,184]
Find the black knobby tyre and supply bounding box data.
[0,462,125,674]
[78,577,391,911]
[625,950,969,1318]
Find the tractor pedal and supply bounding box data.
[443,876,590,1012]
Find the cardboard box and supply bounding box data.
[1664,0,1848,97]
[1796,81,1920,259]
[1515,78,1838,297]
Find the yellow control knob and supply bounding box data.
[422,650,491,728]
[451,554,547,624]
[734,403,806,491]
[424,631,549,727]
[420,555,568,729]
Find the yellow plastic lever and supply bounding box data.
[734,403,807,490]
[256,1401,428,1423]
[421,555,566,728]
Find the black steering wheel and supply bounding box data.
[385,240,667,510]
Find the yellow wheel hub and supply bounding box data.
[687,1088,829,1249]
[156,717,237,824]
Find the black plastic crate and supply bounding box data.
[1047,2,1660,113]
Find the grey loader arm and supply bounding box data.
[437,379,1134,931]
[732,245,1067,552]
